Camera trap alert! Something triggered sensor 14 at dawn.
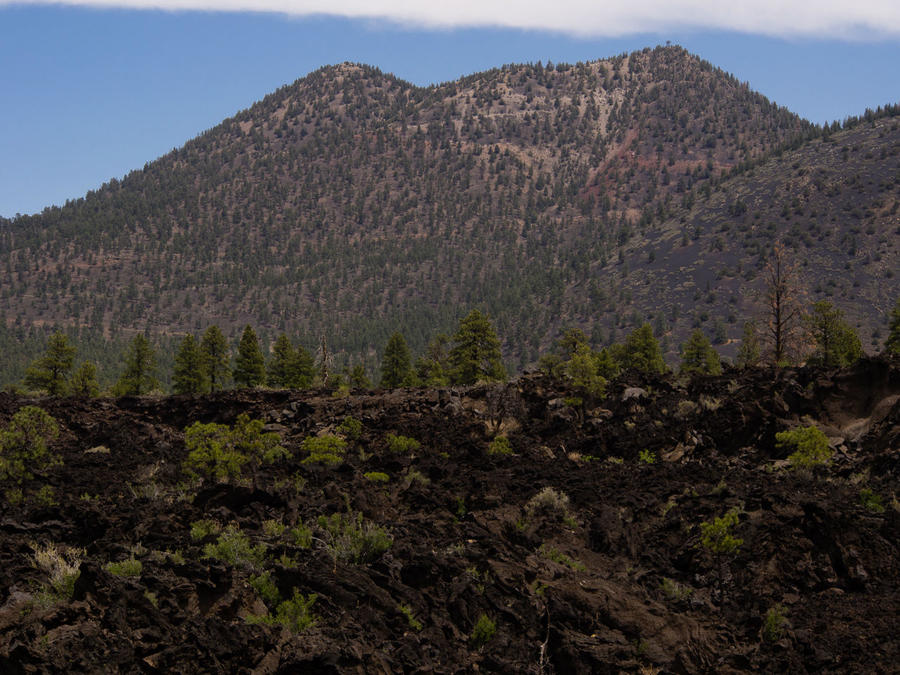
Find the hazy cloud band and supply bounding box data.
[4,0,900,38]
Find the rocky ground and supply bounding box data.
[0,357,898,673]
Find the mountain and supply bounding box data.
[1,45,896,384]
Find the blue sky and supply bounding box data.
[1,3,899,218]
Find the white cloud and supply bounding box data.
[5,0,900,39]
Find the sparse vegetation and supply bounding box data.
[316,512,392,565]
[202,524,267,570]
[776,425,832,470]
[106,557,143,578]
[470,614,497,649]
[386,434,421,454]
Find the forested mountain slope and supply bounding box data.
[2,45,895,381]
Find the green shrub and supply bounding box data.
[386,434,421,454]
[539,545,585,571]
[337,416,363,441]
[317,512,392,564]
[34,485,57,507]
[248,588,318,633]
[273,589,317,632]
[776,425,832,470]
[660,577,693,601]
[487,436,513,456]
[364,471,389,483]
[183,422,245,482]
[524,487,571,522]
[291,520,312,548]
[638,449,657,464]
[300,434,347,466]
[106,557,142,578]
[262,519,286,538]
[202,524,267,570]
[32,542,83,602]
[0,406,60,484]
[859,488,885,513]
[762,603,787,642]
[699,507,743,556]
[399,603,423,631]
[250,570,280,607]
[190,519,221,541]
[470,614,496,648]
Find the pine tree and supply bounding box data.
[70,361,100,397]
[115,334,158,396]
[887,298,900,355]
[267,335,314,389]
[807,301,862,367]
[173,334,207,394]
[349,364,371,389]
[380,332,415,388]
[291,344,315,389]
[449,310,506,385]
[620,324,667,374]
[233,325,266,388]
[200,325,230,393]
[23,331,76,396]
[267,334,296,388]
[415,334,451,386]
[680,329,722,375]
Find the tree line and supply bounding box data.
[17,297,900,399]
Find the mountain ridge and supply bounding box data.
[1,45,896,384]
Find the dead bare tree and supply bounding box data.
[763,242,808,365]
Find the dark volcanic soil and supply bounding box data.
[1,357,898,673]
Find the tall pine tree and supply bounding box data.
[380,332,415,388]
[23,331,76,396]
[449,310,505,385]
[173,334,207,394]
[200,325,230,393]
[115,334,158,396]
[233,325,266,388]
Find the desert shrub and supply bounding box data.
[32,542,83,602]
[487,436,513,456]
[183,422,245,481]
[660,577,693,601]
[262,519,286,538]
[300,434,347,466]
[316,512,392,564]
[399,603,423,631]
[183,415,286,483]
[248,588,318,632]
[190,519,221,541]
[34,485,57,506]
[250,571,280,607]
[539,545,585,571]
[291,521,312,548]
[699,507,743,556]
[273,589,318,632]
[638,449,657,464]
[524,487,571,522]
[337,416,363,441]
[470,614,497,648]
[0,406,61,484]
[776,425,832,469]
[405,469,430,486]
[106,557,142,578]
[762,603,787,642]
[202,524,266,570]
[364,471,389,483]
[386,434,421,454]
[859,488,885,513]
